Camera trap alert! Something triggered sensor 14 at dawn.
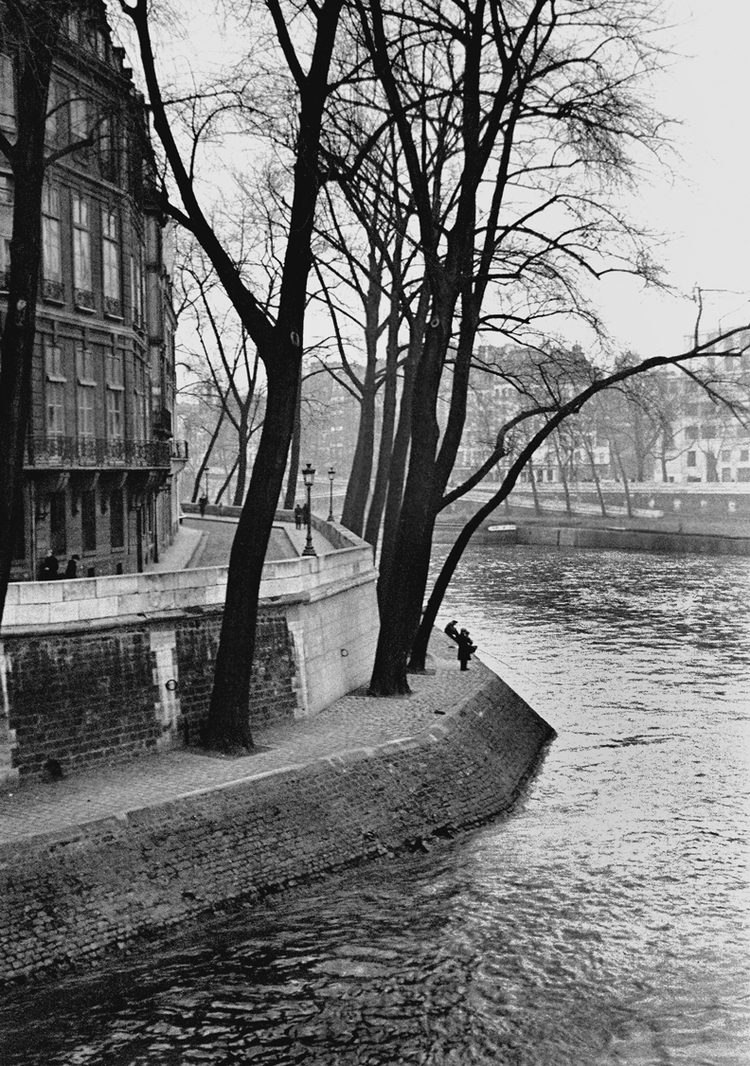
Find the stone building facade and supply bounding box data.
[0,1,186,582]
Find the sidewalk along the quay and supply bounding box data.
[0,631,490,847]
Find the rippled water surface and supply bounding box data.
[2,545,750,1065]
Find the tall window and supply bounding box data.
[133,358,147,440]
[76,343,96,442]
[106,387,124,440]
[102,208,121,314]
[45,78,60,148]
[98,114,119,182]
[0,54,15,131]
[107,348,125,442]
[72,194,93,307]
[130,248,144,328]
[110,490,125,548]
[45,339,66,440]
[70,96,88,142]
[50,492,67,556]
[42,185,63,300]
[81,490,97,552]
[0,170,12,291]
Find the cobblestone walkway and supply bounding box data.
[0,632,486,847]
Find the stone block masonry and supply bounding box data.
[0,607,299,782]
[0,670,554,984]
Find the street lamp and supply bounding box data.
[301,462,316,556]
[327,466,336,522]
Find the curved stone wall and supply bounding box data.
[0,668,554,984]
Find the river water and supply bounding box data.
[2,544,749,1066]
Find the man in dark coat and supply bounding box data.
[456,628,477,671]
[39,551,59,580]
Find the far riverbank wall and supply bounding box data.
[0,659,554,984]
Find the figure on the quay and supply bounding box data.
[64,554,80,579]
[444,619,460,643]
[456,628,477,671]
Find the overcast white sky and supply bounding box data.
[597,0,750,354]
[135,0,749,360]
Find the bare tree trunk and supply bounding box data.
[340,368,376,535]
[582,437,607,517]
[611,441,633,517]
[283,361,302,509]
[192,408,227,502]
[553,436,572,514]
[0,2,60,622]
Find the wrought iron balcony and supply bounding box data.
[26,434,175,469]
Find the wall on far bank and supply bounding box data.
[0,667,555,984]
[515,524,750,555]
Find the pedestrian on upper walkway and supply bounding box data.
[199,495,208,517]
[39,551,59,580]
[294,504,303,529]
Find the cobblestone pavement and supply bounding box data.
[0,632,486,846]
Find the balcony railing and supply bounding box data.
[27,434,175,469]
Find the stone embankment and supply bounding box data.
[0,632,554,985]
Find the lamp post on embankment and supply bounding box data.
[327,466,336,522]
[302,462,317,557]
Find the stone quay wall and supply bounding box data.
[0,517,379,787]
[0,670,554,984]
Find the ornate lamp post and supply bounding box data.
[301,462,316,556]
[327,466,336,521]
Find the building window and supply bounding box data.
[98,114,119,183]
[0,170,12,292]
[721,449,731,462]
[687,451,697,468]
[65,12,81,42]
[70,96,89,142]
[106,387,124,440]
[721,468,732,482]
[102,208,121,315]
[741,449,749,463]
[72,194,94,307]
[76,344,96,440]
[133,358,147,440]
[50,492,67,556]
[81,490,97,552]
[685,425,698,441]
[0,54,15,131]
[45,340,66,439]
[42,185,64,300]
[45,78,60,148]
[110,490,125,548]
[130,249,144,328]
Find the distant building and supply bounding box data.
[1,2,187,580]
[661,332,750,485]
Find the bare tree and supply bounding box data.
[343,0,684,694]
[119,0,347,749]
